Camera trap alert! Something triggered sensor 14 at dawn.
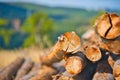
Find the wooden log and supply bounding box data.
[14,58,33,80]
[94,13,120,39]
[21,63,41,80]
[30,66,57,80]
[85,45,102,62]
[113,59,120,79]
[94,13,120,55]
[0,57,24,80]
[92,57,114,80]
[41,32,81,66]
[71,60,97,80]
[65,52,87,75]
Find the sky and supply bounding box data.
[0,0,120,10]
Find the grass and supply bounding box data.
[0,47,50,68]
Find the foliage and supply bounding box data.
[0,29,14,45]
[0,18,8,26]
[21,12,53,48]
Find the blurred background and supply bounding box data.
[0,0,120,67]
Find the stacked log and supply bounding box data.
[65,52,87,75]
[0,12,120,80]
[0,57,24,80]
[40,31,81,66]
[15,58,33,80]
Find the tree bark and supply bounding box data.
[0,57,24,80]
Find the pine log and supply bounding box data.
[65,52,87,75]
[85,45,102,62]
[0,57,24,80]
[21,63,41,80]
[113,59,120,79]
[14,58,33,80]
[41,32,81,66]
[93,57,114,80]
[30,66,57,80]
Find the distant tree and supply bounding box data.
[0,18,8,26]
[21,12,54,48]
[0,29,14,45]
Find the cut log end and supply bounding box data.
[85,46,102,62]
[65,56,83,75]
[95,13,120,39]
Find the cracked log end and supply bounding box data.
[95,13,120,39]
[85,45,102,62]
[41,32,81,66]
[65,56,84,75]
[58,31,81,53]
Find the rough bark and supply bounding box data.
[14,58,33,80]
[0,57,24,80]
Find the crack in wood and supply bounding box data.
[104,13,113,38]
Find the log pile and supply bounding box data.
[0,12,120,80]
